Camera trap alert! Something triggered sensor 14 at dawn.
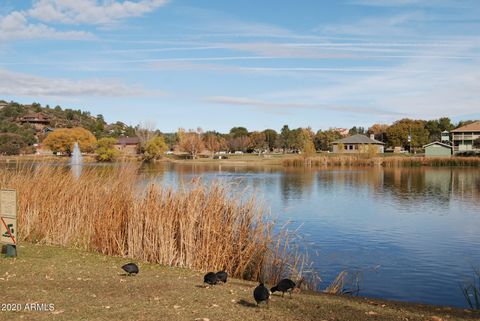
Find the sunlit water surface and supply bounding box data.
[141,163,480,308]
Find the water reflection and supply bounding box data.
[280,168,316,203]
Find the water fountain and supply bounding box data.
[70,142,83,178]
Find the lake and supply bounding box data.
[142,163,480,308]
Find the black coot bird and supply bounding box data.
[271,278,296,297]
[216,270,228,284]
[253,283,270,306]
[204,272,218,285]
[122,263,139,276]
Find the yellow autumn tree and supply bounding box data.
[43,127,97,155]
[301,128,316,158]
[142,136,168,162]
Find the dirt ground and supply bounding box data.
[1,244,478,321]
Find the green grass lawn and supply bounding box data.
[1,244,479,321]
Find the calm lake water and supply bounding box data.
[142,163,480,308]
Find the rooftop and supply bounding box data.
[116,137,140,145]
[17,112,50,122]
[332,134,385,145]
[451,121,480,133]
[423,141,452,149]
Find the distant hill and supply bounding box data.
[0,99,136,155]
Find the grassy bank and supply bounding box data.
[283,156,480,167]
[2,244,478,321]
[0,154,99,164]
[0,165,314,287]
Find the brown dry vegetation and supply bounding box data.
[283,156,480,167]
[0,165,316,287]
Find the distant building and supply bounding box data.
[34,144,54,155]
[441,130,450,143]
[114,137,140,155]
[17,113,50,130]
[423,142,452,158]
[331,127,350,136]
[332,134,385,153]
[0,101,8,109]
[450,121,480,154]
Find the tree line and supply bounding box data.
[159,117,477,157]
[1,100,479,158]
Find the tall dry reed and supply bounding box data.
[0,165,318,287]
[283,155,480,167]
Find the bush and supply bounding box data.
[95,137,119,162]
[141,136,168,162]
[0,133,29,155]
[456,151,480,157]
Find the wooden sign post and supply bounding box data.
[0,189,17,257]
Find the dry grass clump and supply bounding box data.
[382,156,480,167]
[324,271,348,294]
[0,164,317,287]
[324,270,362,295]
[283,155,480,168]
[283,156,382,167]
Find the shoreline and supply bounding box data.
[2,154,479,168]
[2,243,478,321]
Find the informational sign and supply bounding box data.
[0,189,17,245]
[1,216,16,245]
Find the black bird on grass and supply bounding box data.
[203,272,218,285]
[216,270,228,284]
[121,263,139,276]
[271,278,296,297]
[253,282,270,306]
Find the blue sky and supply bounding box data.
[1,0,479,132]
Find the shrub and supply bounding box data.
[0,133,29,155]
[141,136,168,162]
[96,137,119,162]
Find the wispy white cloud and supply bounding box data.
[150,61,436,74]
[349,0,474,8]
[261,53,480,120]
[0,11,93,40]
[168,5,295,39]
[321,12,425,37]
[28,0,169,25]
[0,56,285,67]
[350,0,421,5]
[0,1,169,41]
[0,68,161,97]
[94,39,480,63]
[205,95,403,116]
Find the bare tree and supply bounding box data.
[203,132,226,158]
[135,121,156,146]
[227,136,250,152]
[177,128,205,159]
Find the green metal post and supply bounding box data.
[5,244,16,257]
